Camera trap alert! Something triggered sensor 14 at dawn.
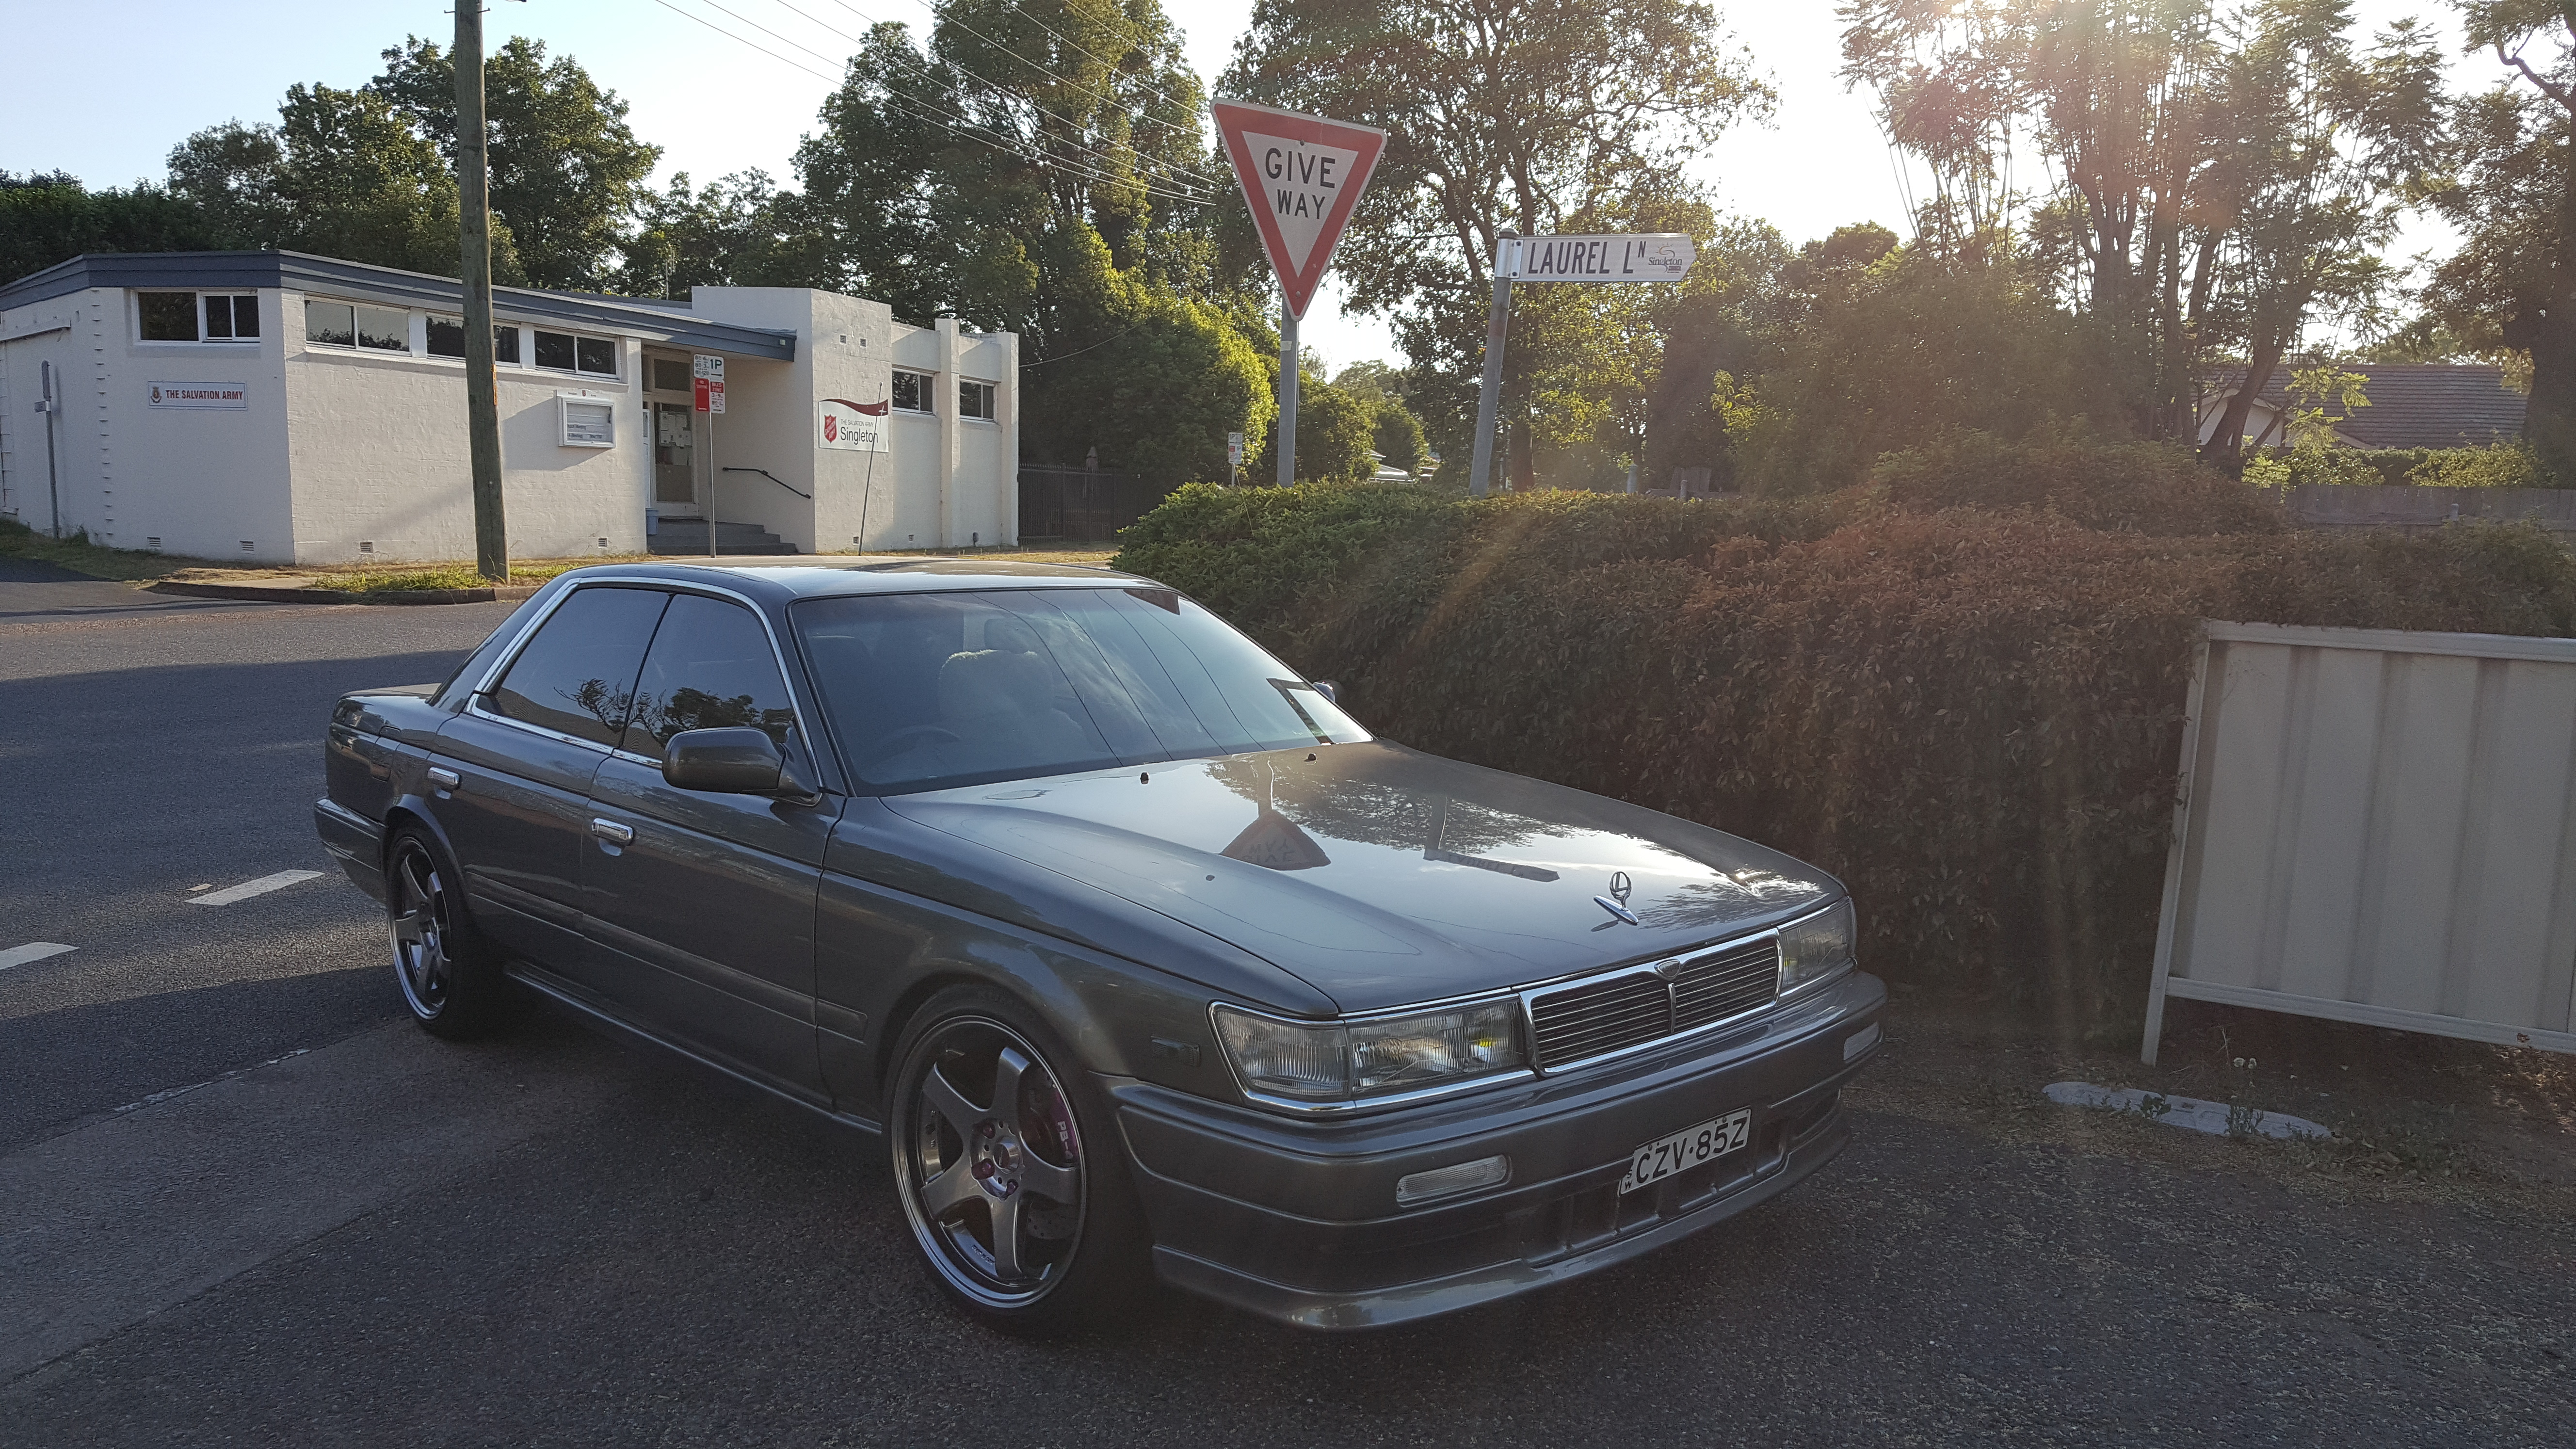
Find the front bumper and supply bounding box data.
[1111,969,1886,1330]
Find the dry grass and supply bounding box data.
[1853,988,2576,1220]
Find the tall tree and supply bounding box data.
[369,36,660,290]
[793,0,1272,483]
[1,171,234,286]
[2428,2,2576,476]
[2195,2,2443,469]
[1224,0,1772,475]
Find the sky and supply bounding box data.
[1,0,2485,368]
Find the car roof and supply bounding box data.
[547,558,1153,603]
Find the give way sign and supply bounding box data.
[1211,99,1386,320]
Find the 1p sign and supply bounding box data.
[1211,100,1385,319]
[692,354,725,414]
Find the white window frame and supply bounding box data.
[959,378,997,422]
[891,368,935,414]
[531,326,621,380]
[303,297,414,356]
[133,290,262,345]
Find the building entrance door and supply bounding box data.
[645,354,700,516]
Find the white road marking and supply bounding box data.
[186,869,324,906]
[0,942,77,972]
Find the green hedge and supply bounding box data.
[1114,463,2576,1030]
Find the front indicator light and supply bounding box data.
[1395,1154,1511,1207]
[1213,999,1528,1106]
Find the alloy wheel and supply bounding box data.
[389,838,453,1018]
[895,1018,1088,1307]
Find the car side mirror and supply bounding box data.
[1312,679,1341,705]
[663,727,803,797]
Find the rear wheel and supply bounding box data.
[887,986,1153,1334]
[386,828,515,1039]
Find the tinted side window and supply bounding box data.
[486,587,670,745]
[620,593,798,761]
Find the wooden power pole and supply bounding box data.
[455,2,509,581]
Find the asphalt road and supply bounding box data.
[2,559,2569,1447]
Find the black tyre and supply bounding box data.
[886,985,1155,1334]
[386,827,516,1040]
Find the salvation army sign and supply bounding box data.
[819,397,890,453]
[148,381,247,409]
[1211,100,1386,319]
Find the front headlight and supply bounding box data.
[1212,999,1527,1106]
[1778,898,1857,995]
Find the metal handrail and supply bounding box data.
[722,466,811,500]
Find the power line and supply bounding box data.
[854,0,1217,154]
[655,0,1215,206]
[772,0,1226,195]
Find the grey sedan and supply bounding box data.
[314,561,1884,1332]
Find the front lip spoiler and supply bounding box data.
[1148,1104,1852,1331]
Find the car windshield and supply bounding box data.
[793,587,1370,793]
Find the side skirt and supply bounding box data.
[509,961,884,1143]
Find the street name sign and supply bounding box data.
[1211,100,1387,320]
[1499,234,1696,282]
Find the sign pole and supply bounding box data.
[1277,300,1299,488]
[1467,232,1516,499]
[454,0,509,582]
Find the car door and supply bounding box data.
[430,584,669,981]
[581,589,836,1101]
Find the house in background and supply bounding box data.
[0,251,1018,565]
[2196,362,2527,452]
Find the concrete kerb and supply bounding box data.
[147,579,544,607]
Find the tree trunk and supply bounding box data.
[2512,305,2576,483]
[2199,333,2286,474]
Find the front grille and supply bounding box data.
[1672,938,1781,1030]
[1528,972,1671,1066]
[1526,937,1782,1071]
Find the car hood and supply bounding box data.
[883,741,1838,1014]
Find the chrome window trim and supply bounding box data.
[466,574,833,788]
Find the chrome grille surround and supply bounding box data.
[1523,930,1784,1072]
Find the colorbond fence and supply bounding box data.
[2143,621,2576,1062]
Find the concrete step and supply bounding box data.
[647,520,798,556]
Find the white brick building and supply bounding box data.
[0,251,1020,564]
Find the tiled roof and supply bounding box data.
[2219,363,2526,449]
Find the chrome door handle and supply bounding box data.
[427,767,460,790]
[588,818,634,846]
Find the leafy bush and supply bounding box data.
[1872,429,2284,535]
[2246,443,2550,490]
[1115,475,2576,1031]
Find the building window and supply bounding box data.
[306,300,409,353]
[203,294,259,340]
[532,329,618,378]
[960,379,996,421]
[891,369,931,413]
[137,291,259,342]
[428,316,522,362]
[650,357,692,393]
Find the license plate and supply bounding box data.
[1619,1108,1753,1194]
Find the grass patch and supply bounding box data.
[0,517,221,581]
[304,563,589,595]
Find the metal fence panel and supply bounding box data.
[1018,467,1159,543]
[2143,621,2576,1061]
